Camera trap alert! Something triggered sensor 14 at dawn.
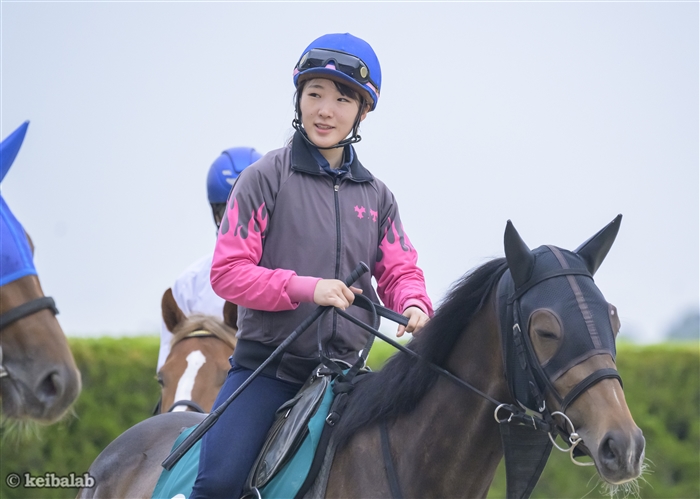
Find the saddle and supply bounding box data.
[243,363,369,499]
[248,367,330,490]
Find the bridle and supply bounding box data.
[500,258,623,466]
[0,296,59,379]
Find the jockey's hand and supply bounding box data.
[397,306,429,337]
[314,279,362,310]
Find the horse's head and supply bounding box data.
[158,288,238,413]
[499,215,645,485]
[0,122,81,423]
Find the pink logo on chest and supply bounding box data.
[354,205,378,222]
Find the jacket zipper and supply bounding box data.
[327,179,342,355]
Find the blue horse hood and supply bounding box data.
[1,121,29,183]
[0,120,37,286]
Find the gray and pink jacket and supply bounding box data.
[211,132,433,383]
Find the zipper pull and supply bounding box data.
[334,183,339,192]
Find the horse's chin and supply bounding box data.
[0,378,70,424]
[577,442,645,486]
[599,481,643,499]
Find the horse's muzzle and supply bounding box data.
[597,426,646,484]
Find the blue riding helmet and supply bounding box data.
[207,147,262,204]
[293,33,382,111]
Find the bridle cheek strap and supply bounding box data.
[560,367,622,413]
[0,296,58,330]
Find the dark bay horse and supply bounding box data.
[79,217,644,498]
[0,121,81,424]
[158,288,238,414]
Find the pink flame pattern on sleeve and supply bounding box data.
[375,218,433,317]
[211,198,301,311]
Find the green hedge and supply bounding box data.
[1,337,161,499]
[1,338,697,498]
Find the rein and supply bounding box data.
[335,308,551,432]
[0,296,59,379]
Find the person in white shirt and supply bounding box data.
[156,147,263,373]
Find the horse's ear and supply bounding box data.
[0,121,29,183]
[223,301,238,330]
[504,220,535,289]
[161,288,185,333]
[575,214,622,276]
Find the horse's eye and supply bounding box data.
[156,375,164,387]
[536,330,559,340]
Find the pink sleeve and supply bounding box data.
[374,218,434,317]
[211,197,320,311]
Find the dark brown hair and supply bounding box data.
[294,77,368,115]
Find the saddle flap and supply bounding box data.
[249,371,331,489]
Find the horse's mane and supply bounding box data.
[170,314,238,351]
[334,257,508,448]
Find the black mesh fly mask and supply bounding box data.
[497,244,622,416]
[493,216,624,499]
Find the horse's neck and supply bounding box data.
[390,299,508,498]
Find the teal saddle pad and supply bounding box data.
[151,426,201,499]
[151,380,334,499]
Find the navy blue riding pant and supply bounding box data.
[189,362,302,499]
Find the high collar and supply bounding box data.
[291,131,373,182]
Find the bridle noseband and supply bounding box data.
[0,296,59,379]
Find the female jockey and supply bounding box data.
[156,147,262,374]
[190,32,433,499]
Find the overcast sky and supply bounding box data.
[1,2,697,343]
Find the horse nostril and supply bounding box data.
[600,432,623,472]
[602,438,615,459]
[36,370,63,403]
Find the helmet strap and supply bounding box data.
[292,94,364,150]
[211,203,226,229]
